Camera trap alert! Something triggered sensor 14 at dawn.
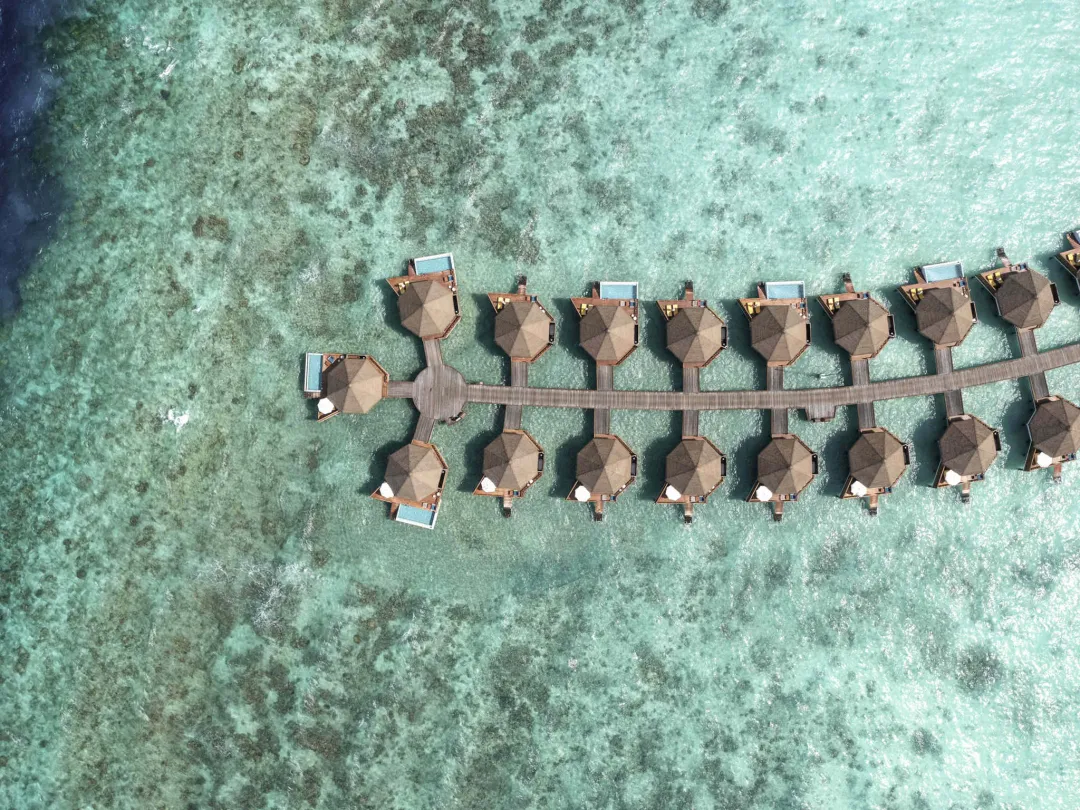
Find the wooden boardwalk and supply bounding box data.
[387,380,415,399]
[850,358,876,429]
[414,415,435,443]
[1017,329,1050,401]
[682,366,700,437]
[804,402,837,422]
[594,365,613,435]
[461,341,1080,413]
[413,339,467,420]
[934,347,965,419]
[423,338,443,367]
[505,361,528,430]
[766,366,787,436]
[511,361,529,387]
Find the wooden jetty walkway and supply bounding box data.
[682,366,700,438]
[1017,330,1051,401]
[766,366,788,435]
[934,347,965,420]
[505,361,528,430]
[850,358,876,429]
[413,338,467,422]
[310,248,1080,527]
[594,364,613,436]
[409,343,1080,414]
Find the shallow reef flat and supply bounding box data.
[2,0,1080,807]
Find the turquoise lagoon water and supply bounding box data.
[3,0,1080,806]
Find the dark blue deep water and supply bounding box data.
[0,0,74,315]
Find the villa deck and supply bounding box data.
[1055,231,1080,289]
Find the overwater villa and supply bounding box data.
[820,274,908,513]
[474,277,551,515]
[976,250,1058,332]
[751,436,818,520]
[660,282,728,368]
[934,415,1000,495]
[371,440,449,528]
[387,253,461,340]
[900,261,978,349]
[303,354,388,421]
[742,281,812,367]
[303,241,1080,529]
[819,278,894,361]
[489,279,556,363]
[845,430,909,511]
[568,435,638,520]
[656,282,728,522]
[476,429,544,511]
[1026,397,1080,479]
[741,281,817,520]
[569,282,640,519]
[573,281,640,366]
[657,437,726,521]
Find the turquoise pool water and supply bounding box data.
[3,0,1080,806]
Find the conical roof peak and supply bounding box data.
[665,438,724,497]
[1028,397,1080,458]
[756,436,815,495]
[325,356,386,414]
[385,442,446,503]
[916,286,973,346]
[939,417,997,476]
[750,305,807,364]
[399,279,457,338]
[495,300,552,361]
[666,306,725,366]
[848,430,906,489]
[482,431,543,491]
[995,270,1055,330]
[576,436,634,495]
[580,306,636,364]
[832,297,891,358]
